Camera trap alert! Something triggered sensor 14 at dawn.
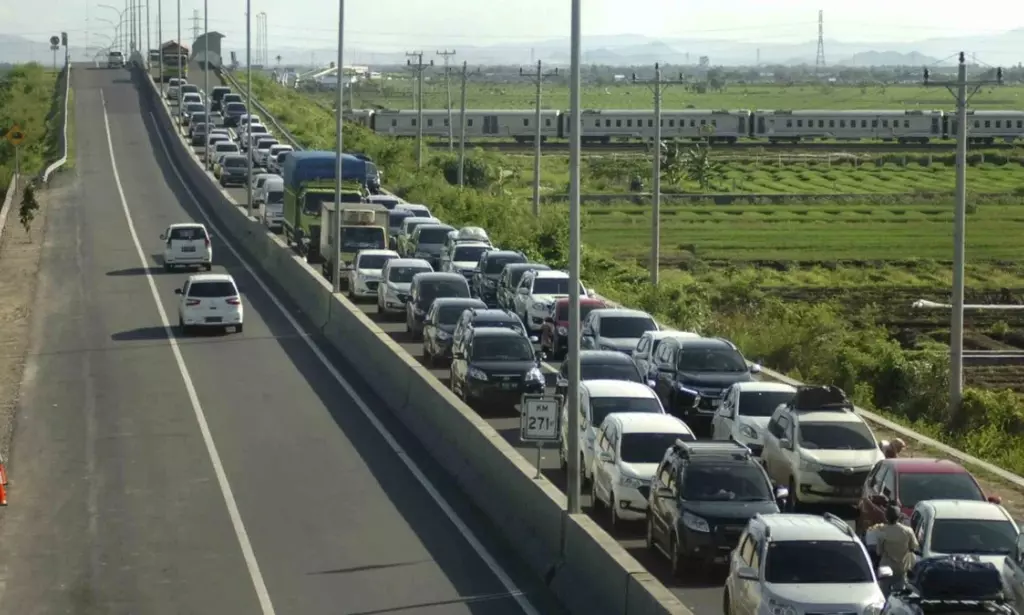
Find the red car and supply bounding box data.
[539,297,606,360]
[856,457,1000,533]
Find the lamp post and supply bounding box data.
[565,0,582,515]
[332,0,346,293]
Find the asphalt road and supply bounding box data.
[179,62,862,615]
[0,64,567,614]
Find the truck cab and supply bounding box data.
[319,203,390,284]
[283,180,365,263]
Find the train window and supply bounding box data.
[604,120,610,127]
[411,118,417,127]
[797,120,803,127]
[670,120,675,127]
[523,119,529,127]
[690,120,696,127]
[626,119,632,127]
[468,119,474,126]
[829,120,835,128]
[391,119,397,127]
[820,120,825,128]
[545,119,552,127]
[616,120,622,127]
[839,120,845,128]
[427,119,433,127]
[996,120,1001,128]
[872,120,878,128]
[786,120,793,127]
[700,119,706,125]
[444,119,449,127]
[648,119,653,127]
[974,120,980,128]
[882,120,888,128]
[985,120,991,128]
[862,120,867,128]
[1018,121,1022,129]
[904,120,910,128]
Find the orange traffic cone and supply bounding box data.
[0,453,7,486]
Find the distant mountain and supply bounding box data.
[837,51,939,67]
[0,33,90,65]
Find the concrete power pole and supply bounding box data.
[406,51,433,168]
[436,50,457,151]
[923,52,1003,422]
[519,60,558,217]
[632,63,684,286]
[457,62,482,187]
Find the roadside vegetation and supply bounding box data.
[0,64,60,191]
[234,71,1024,477]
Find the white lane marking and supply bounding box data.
[99,90,277,615]
[145,111,541,614]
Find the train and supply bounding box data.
[342,108,1024,146]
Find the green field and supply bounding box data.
[336,80,1024,111]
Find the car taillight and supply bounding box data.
[186,299,200,306]
[226,297,240,305]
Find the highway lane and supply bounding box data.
[0,65,566,614]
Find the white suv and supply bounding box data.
[711,381,797,456]
[512,269,586,333]
[347,249,399,300]
[161,223,212,270]
[175,274,243,334]
[589,412,695,529]
[376,258,433,317]
[761,386,884,509]
[723,513,888,615]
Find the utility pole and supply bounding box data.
[632,63,684,286]
[176,0,181,89]
[145,0,150,64]
[406,51,433,169]
[566,0,582,517]
[245,0,253,209]
[456,62,483,187]
[203,0,209,171]
[519,60,558,217]
[436,49,456,150]
[158,0,162,88]
[332,0,346,293]
[191,9,199,44]
[923,52,1003,422]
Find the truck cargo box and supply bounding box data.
[282,150,380,191]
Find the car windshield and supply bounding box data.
[341,227,385,251]
[739,391,797,417]
[454,246,489,262]
[930,519,1017,555]
[897,473,984,509]
[676,348,748,372]
[302,192,332,216]
[226,103,246,113]
[438,305,472,325]
[555,302,602,321]
[187,104,205,113]
[472,337,535,361]
[418,280,469,303]
[216,144,238,152]
[169,226,206,240]
[600,316,657,338]
[389,211,413,230]
[188,281,236,298]
[590,397,663,427]
[408,209,432,218]
[486,255,524,274]
[797,422,876,450]
[389,266,430,283]
[764,542,873,584]
[224,158,246,168]
[266,191,284,205]
[418,228,450,244]
[533,278,582,295]
[681,463,774,501]
[358,254,393,270]
[405,220,434,235]
[620,432,692,464]
[580,362,641,382]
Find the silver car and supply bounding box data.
[724,513,889,615]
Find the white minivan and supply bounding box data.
[161,223,212,270]
[260,176,285,231]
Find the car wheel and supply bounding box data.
[646,514,656,550]
[237,323,243,333]
[423,345,433,367]
[580,455,589,489]
[723,591,732,615]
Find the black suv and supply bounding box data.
[451,308,528,356]
[646,440,786,576]
[472,250,527,306]
[496,263,550,311]
[650,336,760,435]
[422,297,487,366]
[554,350,646,398]
[405,272,471,340]
[210,86,232,112]
[449,327,545,412]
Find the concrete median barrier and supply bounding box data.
[133,65,690,615]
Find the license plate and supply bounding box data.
[500,382,517,391]
[205,317,222,323]
[181,246,196,252]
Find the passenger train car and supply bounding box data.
[341,108,1024,145]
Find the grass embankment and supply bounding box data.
[235,71,1024,477]
[0,64,60,191]
[327,81,1020,112]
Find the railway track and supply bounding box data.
[426,140,1024,153]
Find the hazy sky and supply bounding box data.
[2,0,1023,51]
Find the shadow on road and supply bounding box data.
[111,326,169,341]
[107,266,164,276]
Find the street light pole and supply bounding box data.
[145,0,151,65]
[246,0,253,209]
[176,0,181,86]
[332,0,345,294]
[203,0,209,170]
[565,0,582,516]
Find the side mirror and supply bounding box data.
[988,494,1003,504]
[598,451,613,463]
[779,438,793,450]
[877,566,894,579]
[736,566,758,581]
[173,288,182,295]
[646,380,656,388]
[750,363,762,374]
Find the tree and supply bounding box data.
[19,181,39,237]
[681,145,723,192]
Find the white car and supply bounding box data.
[252,137,279,165]
[251,173,275,204]
[911,499,1019,568]
[711,381,798,456]
[175,273,243,334]
[347,249,399,300]
[376,258,433,316]
[395,203,432,218]
[590,413,695,525]
[559,380,667,485]
[161,223,212,270]
[260,176,285,230]
[365,194,403,209]
[240,125,270,152]
[266,145,293,173]
[513,269,586,333]
[210,141,240,165]
[166,78,184,100]
[441,241,491,279]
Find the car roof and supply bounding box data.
[469,309,518,320]
[553,297,605,307]
[589,308,651,318]
[432,297,486,307]
[471,326,529,338]
[756,514,856,542]
[888,458,970,474]
[398,203,429,210]
[414,223,454,232]
[414,272,465,281]
[453,241,491,249]
[580,350,635,364]
[682,337,735,349]
[534,270,569,278]
[608,413,691,435]
[386,258,431,268]
[503,261,543,268]
[925,500,1010,521]
[168,222,207,230]
[583,380,658,399]
[735,381,797,393]
[403,216,440,227]
[645,330,698,340]
[793,409,866,424]
[187,273,234,284]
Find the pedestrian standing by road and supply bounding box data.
[876,504,919,594]
[880,438,906,459]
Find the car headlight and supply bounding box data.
[468,367,488,381]
[525,367,544,382]
[768,600,797,615]
[437,330,451,340]
[682,511,710,533]
[800,457,823,473]
[863,599,885,615]
[739,424,759,439]
[531,302,546,311]
[620,475,644,489]
[557,326,568,336]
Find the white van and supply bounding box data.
[261,176,285,231]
